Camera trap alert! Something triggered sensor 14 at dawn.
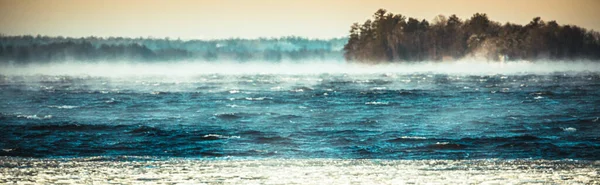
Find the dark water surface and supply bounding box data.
[1,72,599,160]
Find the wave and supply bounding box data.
[562,127,577,132]
[365,101,389,105]
[212,112,260,120]
[127,125,169,136]
[16,114,53,120]
[421,142,469,150]
[1,60,599,77]
[244,97,271,101]
[387,136,428,142]
[254,136,293,144]
[202,134,241,140]
[48,105,78,109]
[27,122,124,131]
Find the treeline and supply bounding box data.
[0,35,346,64]
[344,9,600,63]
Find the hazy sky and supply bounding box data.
[1,0,599,39]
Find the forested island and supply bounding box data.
[0,36,346,64]
[344,9,600,63]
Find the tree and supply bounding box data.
[342,9,600,63]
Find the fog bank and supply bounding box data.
[1,60,599,77]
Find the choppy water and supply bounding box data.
[1,62,600,160]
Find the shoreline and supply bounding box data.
[2,157,598,184]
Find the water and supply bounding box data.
[1,62,600,183]
[1,62,599,160]
[1,158,599,184]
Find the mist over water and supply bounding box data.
[1,60,600,77]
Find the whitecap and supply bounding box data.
[291,87,313,92]
[226,104,245,108]
[202,134,240,139]
[370,87,387,90]
[49,105,78,109]
[365,101,389,105]
[562,127,577,132]
[105,98,116,103]
[533,96,543,100]
[245,97,269,101]
[17,114,52,120]
[401,136,427,140]
[229,90,240,94]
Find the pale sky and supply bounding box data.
[1,0,599,39]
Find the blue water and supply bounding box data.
[1,71,599,160]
